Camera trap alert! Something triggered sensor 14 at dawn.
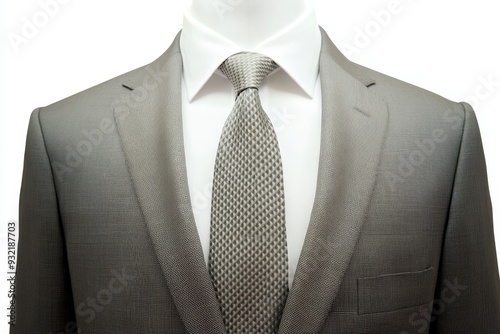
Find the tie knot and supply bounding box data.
[219,53,278,97]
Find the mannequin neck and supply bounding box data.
[187,0,310,49]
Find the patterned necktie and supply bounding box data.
[208,52,289,334]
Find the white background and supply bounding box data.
[0,1,499,333]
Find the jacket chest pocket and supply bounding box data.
[357,266,436,314]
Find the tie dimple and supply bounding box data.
[209,52,289,334]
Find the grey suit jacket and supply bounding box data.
[12,28,500,333]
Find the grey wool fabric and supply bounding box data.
[11,27,500,333]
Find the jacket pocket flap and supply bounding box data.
[357,267,435,314]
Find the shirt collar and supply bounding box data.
[180,7,321,102]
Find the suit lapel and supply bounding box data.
[278,28,389,333]
[113,32,226,333]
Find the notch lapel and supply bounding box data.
[113,32,226,333]
[278,28,390,333]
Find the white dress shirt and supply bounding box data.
[179,8,322,287]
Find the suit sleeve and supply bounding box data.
[430,102,500,332]
[10,109,77,333]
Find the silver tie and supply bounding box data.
[208,52,289,334]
